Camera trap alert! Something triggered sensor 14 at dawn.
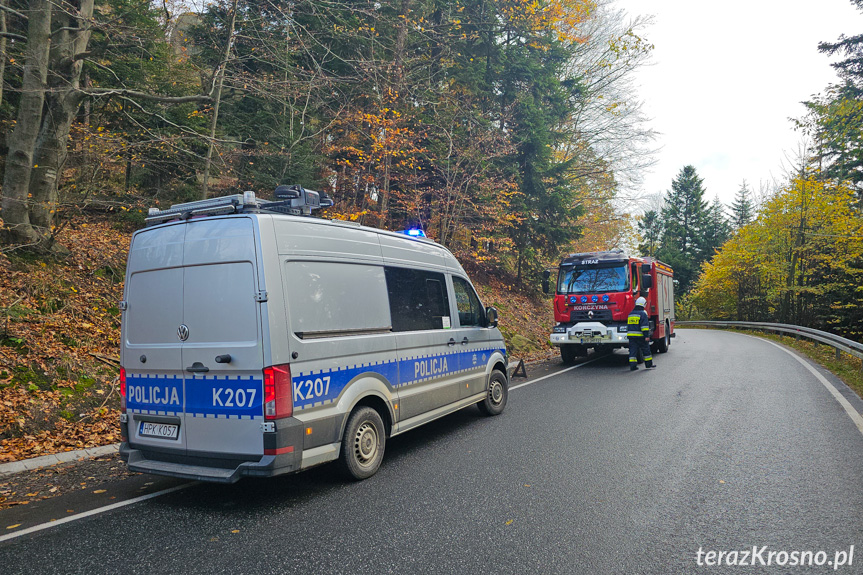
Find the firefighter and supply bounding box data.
[627,296,655,370]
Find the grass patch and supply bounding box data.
[1,335,29,353]
[6,365,52,390]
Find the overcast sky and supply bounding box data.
[611,0,863,208]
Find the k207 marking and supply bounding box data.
[293,376,331,402]
[212,387,257,408]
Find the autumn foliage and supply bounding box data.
[691,176,863,339]
[0,218,129,462]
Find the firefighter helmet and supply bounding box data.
[635,297,647,307]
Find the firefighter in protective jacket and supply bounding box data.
[627,297,655,370]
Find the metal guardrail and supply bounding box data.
[677,320,863,365]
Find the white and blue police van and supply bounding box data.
[118,186,509,482]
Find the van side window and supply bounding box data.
[285,261,391,336]
[452,276,484,327]
[385,267,451,331]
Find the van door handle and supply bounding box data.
[461,337,469,345]
[448,338,456,347]
[185,362,210,373]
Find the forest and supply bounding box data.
[0,0,654,282]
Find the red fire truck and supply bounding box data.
[542,251,675,363]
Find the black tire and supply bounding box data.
[339,406,386,480]
[560,344,578,364]
[478,370,508,416]
[656,321,670,353]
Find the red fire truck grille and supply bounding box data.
[570,309,613,322]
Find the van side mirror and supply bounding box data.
[541,270,551,294]
[642,274,653,290]
[485,306,499,328]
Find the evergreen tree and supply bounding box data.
[497,5,586,285]
[730,180,754,229]
[657,165,709,293]
[637,209,662,257]
[702,195,731,257]
[805,0,863,199]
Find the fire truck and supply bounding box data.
[542,250,675,363]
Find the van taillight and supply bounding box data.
[263,364,293,420]
[120,367,127,412]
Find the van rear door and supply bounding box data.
[180,218,266,458]
[124,225,187,452]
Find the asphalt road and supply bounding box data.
[3,329,863,574]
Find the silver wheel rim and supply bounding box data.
[353,421,378,466]
[489,379,504,405]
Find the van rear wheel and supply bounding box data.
[478,370,508,416]
[340,407,385,480]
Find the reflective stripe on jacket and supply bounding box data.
[626,307,650,338]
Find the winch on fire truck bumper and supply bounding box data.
[549,322,629,346]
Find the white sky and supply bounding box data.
[612,0,863,208]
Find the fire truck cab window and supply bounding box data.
[452,276,484,327]
[631,262,639,293]
[557,264,629,294]
[385,267,451,332]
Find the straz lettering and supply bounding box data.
[581,259,599,264]
[414,357,448,379]
[128,385,180,406]
[293,376,331,403]
[212,388,257,408]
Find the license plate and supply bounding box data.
[139,421,179,439]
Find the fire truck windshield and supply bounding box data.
[557,264,628,294]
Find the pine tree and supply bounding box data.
[730,180,754,229]
[657,165,709,293]
[702,195,731,257]
[637,210,662,257]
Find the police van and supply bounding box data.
[118,186,509,483]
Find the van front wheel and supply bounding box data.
[478,370,508,416]
[340,407,386,480]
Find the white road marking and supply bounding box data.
[510,354,607,391]
[755,337,863,436]
[0,482,195,543]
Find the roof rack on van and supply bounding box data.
[145,186,334,226]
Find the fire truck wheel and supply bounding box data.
[560,344,579,364]
[656,320,670,353]
[478,370,508,416]
[340,407,386,480]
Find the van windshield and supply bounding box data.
[557,264,628,294]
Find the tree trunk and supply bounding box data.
[1,0,51,248]
[201,0,239,200]
[28,0,93,248]
[0,0,7,108]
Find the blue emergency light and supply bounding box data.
[400,228,426,237]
